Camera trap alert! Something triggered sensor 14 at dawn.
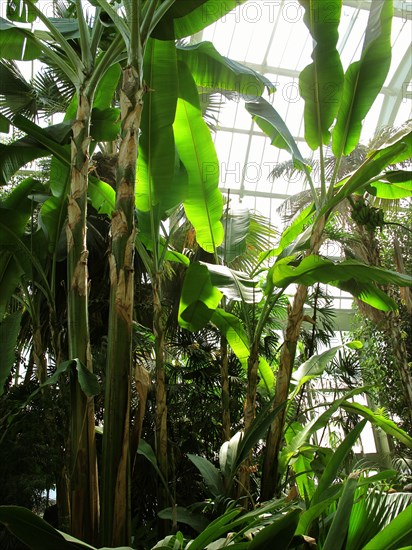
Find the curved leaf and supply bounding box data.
[299,0,343,149]
[7,0,37,23]
[211,308,250,365]
[282,388,367,468]
[249,508,301,550]
[179,262,222,331]
[332,0,393,156]
[0,18,42,60]
[2,176,44,219]
[201,261,262,303]
[362,504,412,550]
[271,255,412,310]
[157,506,209,533]
[245,97,309,171]
[367,171,412,199]
[187,454,225,498]
[322,474,359,550]
[0,505,89,550]
[152,0,248,40]
[177,41,274,97]
[175,61,224,252]
[0,311,22,395]
[136,39,180,222]
[324,129,412,214]
[341,401,412,449]
[291,345,342,395]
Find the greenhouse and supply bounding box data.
[0,0,411,548]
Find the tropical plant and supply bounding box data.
[1,0,412,548]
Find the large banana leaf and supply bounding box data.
[152,0,248,40]
[0,311,22,395]
[0,506,89,550]
[178,262,223,331]
[332,0,393,156]
[270,255,412,310]
[0,122,70,186]
[174,62,224,252]
[136,39,180,223]
[211,308,275,393]
[366,170,412,199]
[211,308,250,365]
[201,261,262,303]
[245,97,309,171]
[0,17,42,60]
[0,505,134,549]
[176,41,274,97]
[1,176,44,221]
[6,0,37,23]
[324,126,412,214]
[299,0,343,150]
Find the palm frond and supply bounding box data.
[199,91,229,133]
[277,188,316,224]
[0,60,38,121]
[32,67,75,117]
[269,158,312,181]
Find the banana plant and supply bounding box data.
[131,25,274,524]
[1,1,128,540]
[0,1,272,541]
[234,0,411,500]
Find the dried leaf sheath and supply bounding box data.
[101,66,144,547]
[67,93,99,544]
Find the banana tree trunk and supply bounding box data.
[261,282,308,501]
[56,464,71,533]
[67,92,99,544]
[153,272,169,526]
[101,66,144,548]
[261,218,325,501]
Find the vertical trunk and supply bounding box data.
[261,283,308,501]
[131,362,151,473]
[153,272,169,525]
[33,326,47,384]
[67,92,99,544]
[261,218,325,501]
[221,335,231,442]
[101,67,144,548]
[244,340,260,434]
[56,465,71,533]
[237,340,260,499]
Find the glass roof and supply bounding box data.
[193,0,411,219]
[193,0,411,329]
